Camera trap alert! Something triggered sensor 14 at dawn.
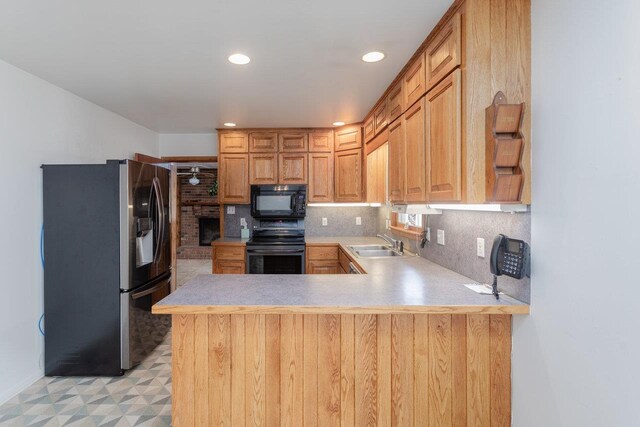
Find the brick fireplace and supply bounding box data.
[177,169,220,259]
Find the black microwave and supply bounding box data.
[250,185,307,219]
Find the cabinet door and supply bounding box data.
[279,153,308,184]
[403,97,427,202]
[387,81,404,123]
[363,114,375,143]
[308,152,334,202]
[334,148,363,202]
[425,13,461,90]
[309,130,334,152]
[426,69,462,202]
[279,132,308,152]
[374,101,388,134]
[213,261,245,274]
[387,119,405,203]
[249,153,278,184]
[219,154,250,204]
[403,54,426,108]
[249,131,278,152]
[307,260,340,274]
[219,132,248,153]
[334,124,362,152]
[366,144,387,204]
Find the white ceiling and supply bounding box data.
[0,0,450,133]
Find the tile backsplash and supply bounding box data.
[378,206,532,303]
[304,206,378,236]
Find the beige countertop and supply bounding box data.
[156,236,529,315]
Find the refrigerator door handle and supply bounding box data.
[151,177,164,264]
[131,279,168,300]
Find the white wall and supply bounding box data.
[0,60,158,403]
[514,1,640,425]
[158,133,217,157]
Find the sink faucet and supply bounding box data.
[377,234,404,254]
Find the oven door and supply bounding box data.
[246,245,306,274]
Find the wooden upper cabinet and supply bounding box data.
[249,131,278,152]
[279,153,308,184]
[308,152,334,202]
[334,148,363,202]
[249,153,278,185]
[426,69,462,202]
[279,132,308,152]
[374,101,388,135]
[308,130,334,152]
[367,143,388,204]
[403,97,427,203]
[219,132,248,153]
[219,154,250,204]
[334,124,362,152]
[363,115,375,143]
[425,13,461,90]
[403,54,426,109]
[387,118,405,203]
[387,81,404,123]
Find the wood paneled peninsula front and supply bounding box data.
[154,237,528,427]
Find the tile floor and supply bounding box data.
[176,259,211,288]
[0,260,210,426]
[0,335,172,427]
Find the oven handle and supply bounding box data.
[247,249,305,255]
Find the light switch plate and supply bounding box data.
[226,206,235,215]
[322,218,328,226]
[426,227,431,242]
[386,219,391,229]
[437,229,445,245]
[477,237,485,258]
[356,216,362,225]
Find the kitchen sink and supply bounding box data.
[350,248,403,258]
[348,245,392,251]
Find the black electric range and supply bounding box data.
[246,220,306,274]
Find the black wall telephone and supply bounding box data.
[490,234,530,279]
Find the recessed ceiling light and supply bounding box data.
[332,121,345,126]
[228,53,250,65]
[362,51,385,63]
[223,122,237,127]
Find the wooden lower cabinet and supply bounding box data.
[212,242,246,274]
[307,260,340,274]
[306,244,340,274]
[334,148,363,202]
[171,313,512,426]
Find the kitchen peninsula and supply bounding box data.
[153,237,528,426]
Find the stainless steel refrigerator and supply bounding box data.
[42,160,171,376]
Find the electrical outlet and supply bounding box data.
[226,206,235,215]
[437,229,445,245]
[240,217,247,227]
[426,227,431,242]
[322,218,328,226]
[356,216,362,225]
[477,237,485,258]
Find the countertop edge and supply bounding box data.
[152,304,530,315]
